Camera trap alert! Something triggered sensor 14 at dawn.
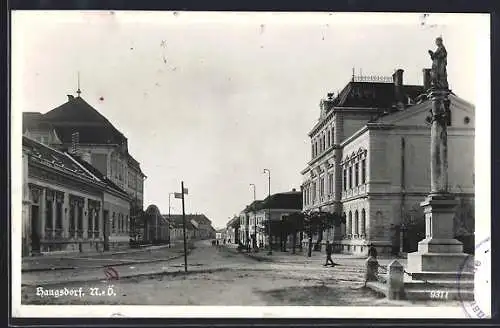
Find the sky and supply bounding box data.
[12,12,489,229]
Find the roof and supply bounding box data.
[189,214,212,225]
[331,81,424,109]
[23,136,101,184]
[255,191,302,211]
[243,200,264,213]
[162,214,202,230]
[70,154,129,198]
[42,96,126,145]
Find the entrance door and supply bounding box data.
[31,205,40,254]
[103,210,109,251]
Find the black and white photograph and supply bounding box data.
[11,11,490,318]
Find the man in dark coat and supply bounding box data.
[323,240,337,267]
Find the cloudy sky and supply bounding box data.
[12,12,489,229]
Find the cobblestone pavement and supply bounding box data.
[21,241,457,306]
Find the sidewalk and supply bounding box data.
[22,244,182,272]
[223,246,407,268]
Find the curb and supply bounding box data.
[22,248,194,273]
[23,244,175,262]
[21,266,237,288]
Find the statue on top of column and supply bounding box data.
[428,37,449,90]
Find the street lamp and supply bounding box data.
[263,169,271,255]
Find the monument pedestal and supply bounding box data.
[407,193,472,274]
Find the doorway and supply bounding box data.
[31,205,40,254]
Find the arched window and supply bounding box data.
[347,211,352,236]
[354,210,359,236]
[361,209,366,236]
[341,212,347,237]
[331,128,335,144]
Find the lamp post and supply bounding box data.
[250,183,256,250]
[263,169,271,255]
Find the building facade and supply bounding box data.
[246,190,303,249]
[23,93,147,241]
[22,136,131,256]
[301,69,475,255]
[142,205,170,244]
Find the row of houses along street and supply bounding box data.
[222,67,475,257]
[22,90,216,257]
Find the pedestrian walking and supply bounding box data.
[368,243,378,258]
[323,240,338,267]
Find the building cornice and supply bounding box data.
[340,123,394,148]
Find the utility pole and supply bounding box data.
[263,169,271,255]
[181,182,188,272]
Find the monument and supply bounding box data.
[407,37,472,275]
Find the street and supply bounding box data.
[21,241,461,306]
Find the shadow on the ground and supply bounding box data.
[256,284,384,306]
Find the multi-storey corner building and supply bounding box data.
[23,93,147,240]
[22,136,131,255]
[301,69,475,255]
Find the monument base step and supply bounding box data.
[407,252,472,273]
[410,271,474,282]
[405,288,474,301]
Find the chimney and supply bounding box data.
[392,69,405,110]
[67,95,74,101]
[70,132,80,155]
[423,68,431,90]
[392,69,404,86]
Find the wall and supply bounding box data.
[103,191,130,249]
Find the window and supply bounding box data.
[327,132,330,147]
[355,163,359,186]
[95,210,100,233]
[348,211,352,235]
[354,210,359,235]
[328,173,334,194]
[343,169,347,191]
[312,182,317,202]
[112,212,116,233]
[319,178,324,197]
[56,201,63,230]
[77,205,83,233]
[348,166,353,189]
[361,159,366,184]
[311,144,314,158]
[88,206,93,233]
[126,215,129,232]
[361,209,366,236]
[331,128,335,145]
[323,135,326,150]
[69,204,75,236]
[45,192,53,231]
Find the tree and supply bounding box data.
[282,212,305,254]
[303,211,345,257]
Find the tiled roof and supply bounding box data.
[23,136,100,183]
[244,200,264,213]
[70,155,129,197]
[163,215,200,230]
[255,191,302,211]
[42,96,126,145]
[331,81,425,109]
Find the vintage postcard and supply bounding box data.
[11,11,490,318]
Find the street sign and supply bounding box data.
[174,192,182,199]
[183,188,188,195]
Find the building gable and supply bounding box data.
[375,95,475,129]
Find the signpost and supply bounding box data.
[175,183,189,272]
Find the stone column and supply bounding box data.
[407,89,469,274]
[40,188,46,240]
[83,198,89,239]
[51,195,56,236]
[63,193,69,238]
